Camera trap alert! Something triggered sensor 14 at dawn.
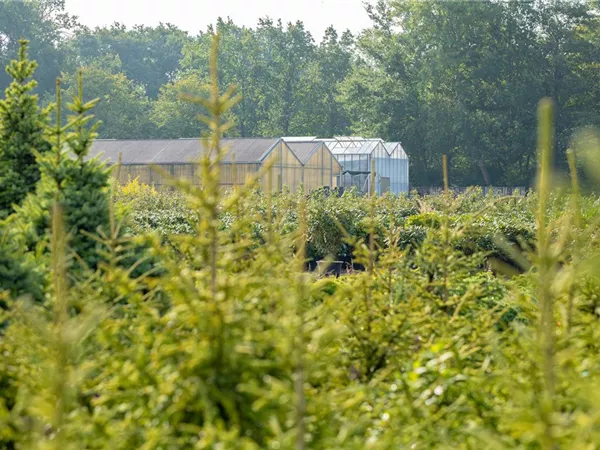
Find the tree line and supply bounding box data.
[1,0,599,186]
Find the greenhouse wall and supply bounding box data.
[219,162,262,187]
[114,164,193,186]
[302,143,342,191]
[389,158,409,194]
[114,155,303,192]
[335,154,370,193]
[261,141,303,193]
[115,163,262,188]
[327,139,410,195]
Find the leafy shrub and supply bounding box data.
[115,179,197,236]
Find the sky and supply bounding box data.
[65,0,374,39]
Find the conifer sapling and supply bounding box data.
[0,40,51,218]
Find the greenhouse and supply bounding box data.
[89,138,304,192]
[384,142,410,194]
[283,139,343,191]
[89,136,409,194]
[318,137,410,195]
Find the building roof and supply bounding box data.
[328,139,388,156]
[285,141,321,164]
[385,142,408,159]
[282,136,317,141]
[89,138,281,164]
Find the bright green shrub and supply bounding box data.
[404,211,443,228]
[79,70,306,450]
[116,185,542,267]
[114,179,196,236]
[306,189,367,261]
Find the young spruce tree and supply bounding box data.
[0,40,51,219]
[15,73,111,273]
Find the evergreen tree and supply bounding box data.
[0,39,51,219]
[0,221,43,304]
[15,72,111,272]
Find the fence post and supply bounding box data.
[442,155,449,194]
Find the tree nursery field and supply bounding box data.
[1,37,600,450]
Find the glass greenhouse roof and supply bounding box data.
[90,138,281,164]
[323,138,388,156]
[285,141,321,164]
[385,142,408,159]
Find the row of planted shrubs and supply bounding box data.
[119,178,600,271]
[116,179,544,267]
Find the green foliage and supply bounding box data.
[114,180,197,236]
[3,33,600,450]
[0,220,44,304]
[340,0,600,186]
[5,1,600,187]
[0,0,76,94]
[0,40,51,218]
[118,182,538,267]
[14,73,111,274]
[66,23,190,99]
[59,63,154,139]
[150,72,215,138]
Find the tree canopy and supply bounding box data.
[2,0,600,186]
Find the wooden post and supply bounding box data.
[232,154,237,190]
[116,152,123,186]
[370,158,376,197]
[442,154,449,194]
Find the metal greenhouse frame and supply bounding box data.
[284,139,343,191]
[318,137,409,195]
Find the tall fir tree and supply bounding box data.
[0,40,51,219]
[15,72,111,273]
